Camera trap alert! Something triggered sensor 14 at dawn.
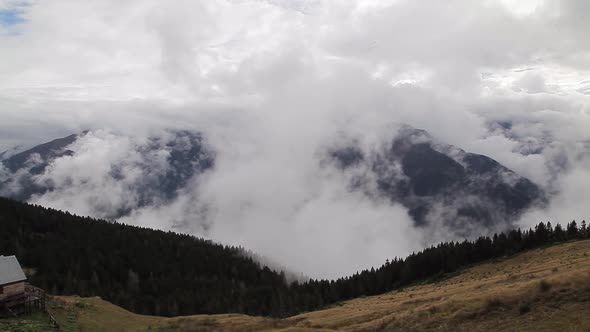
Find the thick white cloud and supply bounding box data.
[1,0,590,278]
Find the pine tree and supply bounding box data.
[554,224,565,241]
[567,220,578,239]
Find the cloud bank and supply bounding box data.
[1,0,590,278]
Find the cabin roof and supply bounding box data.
[0,255,27,285]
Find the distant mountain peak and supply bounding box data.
[1,133,80,173]
[330,125,545,234]
[0,130,214,218]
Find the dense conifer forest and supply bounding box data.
[0,197,588,317]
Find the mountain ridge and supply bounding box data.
[1,126,545,234]
[330,125,544,233]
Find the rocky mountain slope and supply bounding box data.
[1,126,544,232]
[330,126,544,234]
[0,130,213,218]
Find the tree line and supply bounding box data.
[0,197,588,317]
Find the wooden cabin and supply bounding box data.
[0,255,27,313]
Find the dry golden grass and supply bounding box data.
[49,240,590,332]
[48,295,286,332]
[283,240,590,332]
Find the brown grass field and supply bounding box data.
[39,239,590,332]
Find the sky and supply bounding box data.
[1,0,590,278]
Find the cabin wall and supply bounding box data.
[0,281,25,301]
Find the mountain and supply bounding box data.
[1,126,544,232]
[0,130,214,217]
[1,133,79,174]
[0,134,80,201]
[330,126,544,233]
[0,144,27,161]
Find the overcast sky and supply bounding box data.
[1,0,590,278]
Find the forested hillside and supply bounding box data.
[40,240,590,331]
[0,197,588,318]
[0,197,289,317]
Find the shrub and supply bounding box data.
[75,301,91,309]
[539,280,552,292]
[483,297,504,313]
[519,301,531,314]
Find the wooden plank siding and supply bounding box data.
[0,280,26,301]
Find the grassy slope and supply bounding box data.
[41,240,590,332]
[0,312,56,332]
